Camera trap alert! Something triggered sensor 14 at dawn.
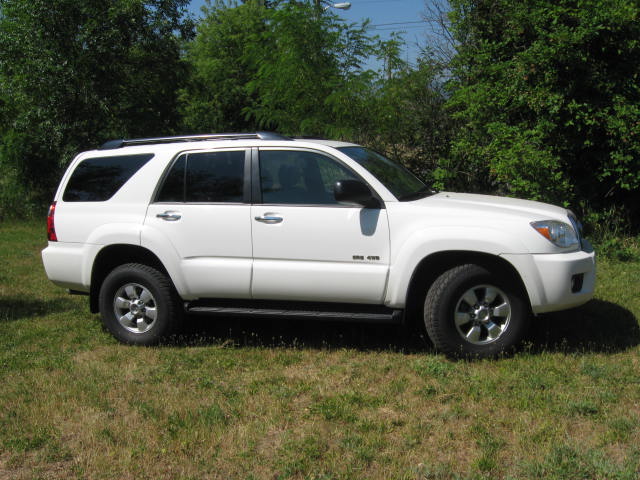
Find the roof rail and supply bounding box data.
[98,132,292,150]
[292,135,328,140]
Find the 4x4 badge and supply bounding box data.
[352,255,380,261]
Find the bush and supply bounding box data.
[445,0,640,227]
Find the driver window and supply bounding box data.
[259,150,359,205]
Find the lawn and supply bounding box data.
[1,221,639,480]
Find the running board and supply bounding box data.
[185,301,403,324]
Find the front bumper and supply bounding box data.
[501,246,596,314]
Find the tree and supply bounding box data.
[245,1,376,136]
[354,34,452,184]
[0,0,194,218]
[441,0,640,225]
[179,0,268,133]
[180,0,376,137]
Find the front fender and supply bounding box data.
[385,226,528,308]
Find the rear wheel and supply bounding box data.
[424,264,529,358]
[99,263,182,345]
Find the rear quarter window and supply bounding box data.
[63,154,154,202]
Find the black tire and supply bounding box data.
[423,264,529,359]
[99,263,182,345]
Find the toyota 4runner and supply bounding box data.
[41,132,596,358]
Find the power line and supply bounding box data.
[372,25,426,30]
[370,20,425,27]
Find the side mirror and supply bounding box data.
[334,180,380,208]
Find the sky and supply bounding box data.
[187,0,428,69]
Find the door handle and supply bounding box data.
[156,211,181,221]
[255,214,283,224]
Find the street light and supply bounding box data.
[324,2,351,10]
[314,0,351,11]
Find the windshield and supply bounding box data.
[337,146,431,201]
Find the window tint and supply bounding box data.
[187,151,244,202]
[156,155,186,202]
[156,151,245,203]
[260,150,359,205]
[337,147,427,200]
[63,154,154,202]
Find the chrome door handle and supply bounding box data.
[156,211,181,221]
[255,215,283,224]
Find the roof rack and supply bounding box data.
[98,132,292,150]
[292,135,328,140]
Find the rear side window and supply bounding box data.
[156,151,245,203]
[63,154,154,202]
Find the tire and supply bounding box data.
[99,263,182,345]
[423,264,529,359]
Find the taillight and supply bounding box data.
[47,201,58,242]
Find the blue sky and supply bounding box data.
[187,0,428,69]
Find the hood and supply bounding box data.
[415,192,570,221]
[388,191,578,255]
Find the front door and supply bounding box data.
[250,148,390,304]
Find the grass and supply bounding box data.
[1,221,639,480]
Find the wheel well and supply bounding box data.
[89,244,168,313]
[404,251,530,328]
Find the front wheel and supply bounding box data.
[99,263,182,345]
[424,264,530,358]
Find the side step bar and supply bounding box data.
[185,303,404,325]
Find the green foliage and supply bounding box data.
[245,1,372,135]
[181,0,377,137]
[0,154,38,221]
[583,205,639,260]
[0,0,194,216]
[179,0,267,132]
[445,0,640,223]
[356,51,453,184]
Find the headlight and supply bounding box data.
[567,213,583,246]
[530,220,579,249]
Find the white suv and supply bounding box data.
[41,132,596,358]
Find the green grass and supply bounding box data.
[1,221,639,479]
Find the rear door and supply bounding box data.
[144,148,253,298]
[250,148,390,304]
